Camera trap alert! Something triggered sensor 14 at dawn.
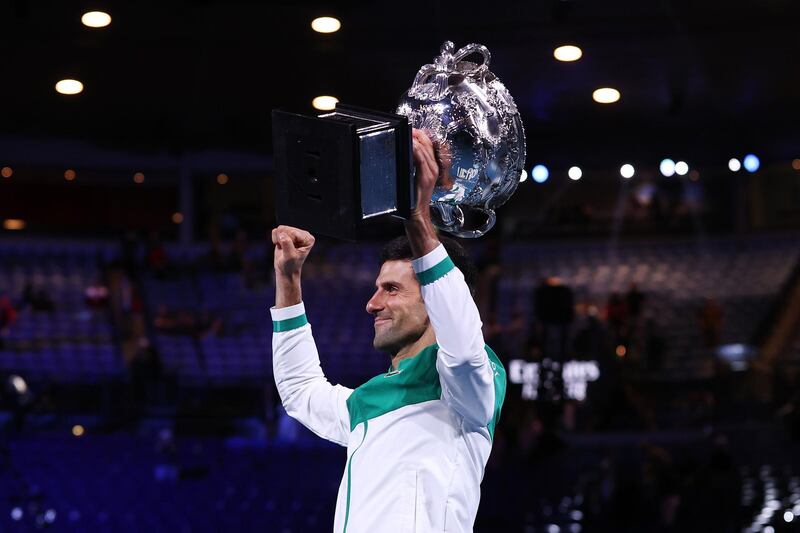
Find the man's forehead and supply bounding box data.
[376,259,417,284]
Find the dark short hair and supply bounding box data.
[380,235,478,296]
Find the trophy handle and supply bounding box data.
[430,204,496,239]
[452,43,491,70]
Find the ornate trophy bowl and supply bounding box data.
[397,41,526,238]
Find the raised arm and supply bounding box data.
[405,131,505,434]
[271,226,352,446]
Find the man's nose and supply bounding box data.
[366,290,383,314]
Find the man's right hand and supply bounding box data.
[272,225,315,278]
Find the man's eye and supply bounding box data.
[388,285,398,293]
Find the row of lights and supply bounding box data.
[307,26,616,110]
[1,167,232,185]
[55,14,612,112]
[521,154,788,184]
[55,12,345,103]
[3,212,185,231]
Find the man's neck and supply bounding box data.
[390,328,436,370]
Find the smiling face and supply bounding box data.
[366,260,430,356]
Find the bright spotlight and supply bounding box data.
[620,164,634,179]
[55,79,83,95]
[532,164,549,183]
[728,158,741,172]
[312,95,338,111]
[553,45,582,62]
[81,11,111,28]
[785,510,795,523]
[519,169,528,183]
[659,159,675,177]
[568,166,582,180]
[743,154,760,172]
[311,17,341,33]
[10,375,27,394]
[592,88,620,104]
[72,425,85,437]
[675,161,689,176]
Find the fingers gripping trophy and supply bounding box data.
[272,40,526,240]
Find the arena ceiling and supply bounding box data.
[2,0,798,168]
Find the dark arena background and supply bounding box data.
[2,1,800,532]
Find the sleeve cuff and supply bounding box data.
[270,302,308,332]
[412,243,455,286]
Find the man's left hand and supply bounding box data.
[411,129,449,219]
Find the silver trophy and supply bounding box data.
[397,41,526,238]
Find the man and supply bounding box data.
[271,130,506,532]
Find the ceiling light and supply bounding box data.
[728,158,741,172]
[743,154,760,172]
[311,17,341,34]
[792,158,800,170]
[674,161,689,175]
[217,173,229,185]
[312,95,338,111]
[568,166,582,180]
[659,159,675,177]
[553,45,582,62]
[133,172,145,184]
[81,11,111,28]
[64,169,76,181]
[592,87,620,104]
[620,164,634,179]
[55,79,83,95]
[172,212,184,224]
[1,166,12,178]
[532,164,549,183]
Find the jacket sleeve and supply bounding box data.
[271,302,352,446]
[412,244,496,429]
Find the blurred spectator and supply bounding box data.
[21,281,55,312]
[698,297,724,348]
[128,337,163,415]
[476,237,502,317]
[533,276,575,361]
[604,292,629,345]
[154,304,223,339]
[0,294,18,349]
[573,303,611,361]
[625,283,645,320]
[146,231,171,278]
[195,308,223,339]
[503,310,529,359]
[643,317,666,371]
[202,236,227,272]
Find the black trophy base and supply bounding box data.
[272,104,415,241]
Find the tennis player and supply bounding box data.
[271,129,506,532]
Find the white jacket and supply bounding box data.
[271,244,506,532]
